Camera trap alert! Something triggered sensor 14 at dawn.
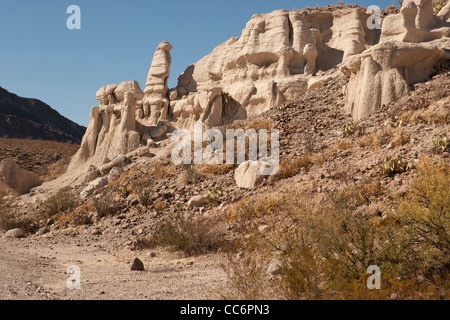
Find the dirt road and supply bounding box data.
[0,234,228,300]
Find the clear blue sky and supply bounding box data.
[0,0,395,127]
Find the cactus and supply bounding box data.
[433,133,449,152]
[390,116,403,128]
[205,186,227,206]
[380,156,410,176]
[343,122,357,137]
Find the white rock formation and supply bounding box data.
[170,8,380,129]
[143,41,173,125]
[342,1,450,120]
[0,159,42,195]
[66,4,450,175]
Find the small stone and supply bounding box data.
[266,259,282,275]
[131,258,145,271]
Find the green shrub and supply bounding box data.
[433,133,449,152]
[147,214,222,256]
[398,157,450,277]
[205,187,227,206]
[92,193,119,218]
[41,187,77,219]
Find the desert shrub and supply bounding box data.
[398,157,450,277]
[130,175,154,207]
[58,201,94,226]
[390,128,410,147]
[277,157,300,179]
[390,116,403,128]
[297,152,313,169]
[0,209,39,234]
[179,164,202,185]
[41,187,77,219]
[333,179,384,208]
[337,139,352,150]
[198,163,234,176]
[154,200,167,213]
[223,167,449,300]
[343,122,357,137]
[116,185,131,198]
[149,161,176,179]
[92,193,119,218]
[148,214,223,256]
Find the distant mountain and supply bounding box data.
[0,87,86,144]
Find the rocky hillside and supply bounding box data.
[0,87,86,144]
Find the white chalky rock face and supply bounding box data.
[0,158,42,195]
[342,0,450,120]
[67,5,450,175]
[171,8,380,129]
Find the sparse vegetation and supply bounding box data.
[379,156,410,176]
[223,157,449,299]
[92,193,120,218]
[433,133,449,152]
[147,214,223,256]
[343,122,357,137]
[130,175,154,207]
[205,186,227,206]
[40,187,77,219]
[179,164,203,185]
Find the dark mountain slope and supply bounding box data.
[0,87,86,143]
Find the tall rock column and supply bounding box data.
[143,41,173,125]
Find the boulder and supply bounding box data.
[5,228,25,238]
[80,177,108,198]
[0,159,42,195]
[234,160,272,189]
[84,165,99,183]
[114,81,144,102]
[188,195,206,207]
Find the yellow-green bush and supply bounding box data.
[223,159,449,299]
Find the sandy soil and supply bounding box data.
[0,234,228,300]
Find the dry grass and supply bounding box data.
[40,187,78,219]
[222,157,450,299]
[358,127,393,150]
[400,102,449,126]
[144,214,224,256]
[390,128,410,147]
[198,163,234,176]
[58,201,95,226]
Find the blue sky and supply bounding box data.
[0,0,395,127]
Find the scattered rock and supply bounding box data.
[266,259,282,275]
[5,228,25,238]
[188,195,206,207]
[131,258,145,271]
